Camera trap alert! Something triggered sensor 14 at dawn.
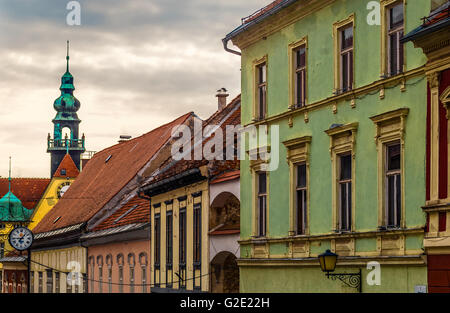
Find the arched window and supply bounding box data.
[106,254,113,293]
[11,273,16,294]
[139,252,148,293]
[117,254,124,293]
[128,253,135,293]
[88,256,95,293]
[97,256,103,293]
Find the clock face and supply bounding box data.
[57,181,71,199]
[9,227,33,251]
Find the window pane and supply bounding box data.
[296,190,306,234]
[297,164,307,187]
[340,154,352,180]
[389,33,398,75]
[342,53,348,91]
[259,85,266,118]
[296,72,303,106]
[296,46,306,68]
[258,172,267,194]
[259,63,266,83]
[340,184,348,230]
[387,144,401,170]
[388,175,396,226]
[396,174,401,226]
[179,210,186,264]
[390,4,404,29]
[259,196,266,236]
[341,26,353,50]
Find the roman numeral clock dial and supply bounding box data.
[9,227,34,251]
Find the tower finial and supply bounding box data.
[8,156,11,192]
[66,40,70,72]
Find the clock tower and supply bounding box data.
[47,41,85,176]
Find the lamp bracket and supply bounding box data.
[326,269,362,293]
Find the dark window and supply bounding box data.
[118,267,123,293]
[294,45,306,107]
[193,204,201,264]
[55,272,60,293]
[46,270,53,293]
[154,214,161,267]
[179,208,186,264]
[388,3,404,76]
[108,267,112,293]
[141,266,147,293]
[0,243,4,259]
[166,211,173,266]
[386,143,401,227]
[339,154,352,231]
[340,25,353,92]
[257,172,267,237]
[257,63,267,119]
[129,266,135,293]
[98,266,103,293]
[296,163,307,234]
[179,207,187,289]
[60,169,66,176]
[38,272,43,293]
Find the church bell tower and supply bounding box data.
[47,41,85,176]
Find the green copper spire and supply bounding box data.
[53,41,80,122]
[0,157,33,222]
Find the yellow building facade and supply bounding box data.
[30,245,86,293]
[148,178,210,292]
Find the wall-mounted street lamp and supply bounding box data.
[318,249,362,293]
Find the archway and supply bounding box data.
[209,192,240,232]
[210,251,239,293]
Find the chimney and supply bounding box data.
[216,88,229,111]
[118,135,132,143]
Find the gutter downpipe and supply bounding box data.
[222,38,241,56]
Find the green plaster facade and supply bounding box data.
[226,0,431,292]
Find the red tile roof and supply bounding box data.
[33,112,193,234]
[53,154,80,178]
[143,95,241,187]
[242,0,285,24]
[0,178,50,210]
[210,170,240,185]
[93,195,149,232]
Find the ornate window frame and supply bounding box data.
[325,123,358,232]
[332,14,355,94]
[380,0,407,78]
[252,55,268,121]
[283,136,312,236]
[288,36,308,109]
[370,108,409,228]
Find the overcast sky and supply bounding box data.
[0,0,268,178]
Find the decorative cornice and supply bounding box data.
[369,108,410,124]
[243,67,425,128]
[237,255,426,267]
[325,122,358,137]
[282,136,312,149]
[239,227,424,244]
